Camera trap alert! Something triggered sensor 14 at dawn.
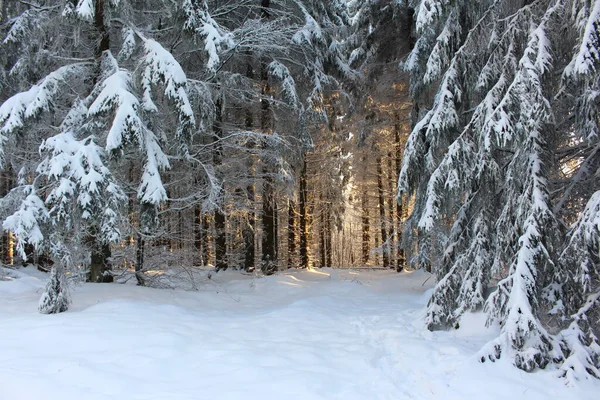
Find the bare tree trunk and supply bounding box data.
[260,36,277,274]
[325,205,332,267]
[94,0,110,59]
[299,156,309,268]
[394,113,406,272]
[242,56,256,272]
[202,212,210,265]
[213,96,228,271]
[377,157,389,268]
[319,197,326,268]
[194,204,202,266]
[261,177,277,274]
[288,199,296,268]
[135,232,145,285]
[387,152,395,269]
[361,191,370,265]
[244,184,256,271]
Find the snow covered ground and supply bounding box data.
[0,267,597,400]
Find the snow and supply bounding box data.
[88,69,144,151]
[2,188,48,258]
[565,0,600,77]
[75,0,94,21]
[0,64,87,137]
[1,267,598,400]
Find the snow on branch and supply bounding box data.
[565,0,600,77]
[424,9,461,84]
[418,135,475,230]
[268,61,301,110]
[140,37,195,139]
[87,54,145,152]
[2,186,49,258]
[75,0,94,21]
[2,9,43,44]
[138,131,170,205]
[0,63,90,160]
[37,131,125,244]
[415,0,451,35]
[181,0,231,71]
[85,52,169,208]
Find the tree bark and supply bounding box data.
[394,113,406,272]
[361,190,370,265]
[244,184,256,271]
[94,0,110,59]
[89,241,113,283]
[299,156,309,268]
[202,212,210,265]
[242,56,256,272]
[213,96,228,271]
[194,204,202,266]
[85,0,113,283]
[261,177,277,274]
[135,232,145,285]
[260,37,277,274]
[288,199,296,268]
[387,152,395,269]
[319,197,326,268]
[325,205,332,267]
[377,157,389,268]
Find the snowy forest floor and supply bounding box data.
[1,267,598,400]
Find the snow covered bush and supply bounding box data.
[38,265,70,314]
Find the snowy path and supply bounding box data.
[0,268,597,400]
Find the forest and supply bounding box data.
[0,0,599,388]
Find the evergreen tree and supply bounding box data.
[401,0,600,378]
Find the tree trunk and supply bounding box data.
[299,156,309,269]
[213,95,228,271]
[319,198,326,268]
[89,241,113,283]
[260,43,277,275]
[86,0,113,283]
[387,152,395,269]
[242,56,256,272]
[1,169,14,265]
[194,204,202,266]
[288,199,296,268]
[135,232,145,285]
[202,212,210,265]
[361,190,370,265]
[214,208,227,271]
[394,113,406,272]
[377,157,389,268]
[261,177,277,274]
[244,184,256,272]
[325,206,332,267]
[94,0,110,59]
